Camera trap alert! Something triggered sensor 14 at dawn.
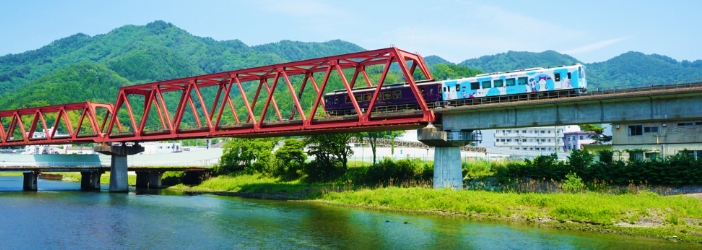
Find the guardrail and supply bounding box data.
[0,159,219,168]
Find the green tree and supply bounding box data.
[273,138,307,179]
[218,137,279,174]
[304,133,354,181]
[359,131,404,164]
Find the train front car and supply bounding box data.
[440,63,588,103]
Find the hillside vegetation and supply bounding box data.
[1,20,701,115]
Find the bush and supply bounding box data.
[562,172,585,193]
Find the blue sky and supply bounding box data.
[1,0,700,63]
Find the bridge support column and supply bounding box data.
[81,171,102,190]
[94,143,144,193]
[135,171,150,189]
[149,171,163,189]
[23,172,38,191]
[418,125,480,190]
[433,147,463,190]
[91,171,102,190]
[110,155,129,192]
[81,172,92,190]
[183,171,206,185]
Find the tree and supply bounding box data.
[304,133,354,181]
[218,138,279,174]
[580,124,612,144]
[273,138,307,179]
[359,131,405,164]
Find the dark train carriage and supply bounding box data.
[324,81,442,116]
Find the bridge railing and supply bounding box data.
[429,79,702,108]
[0,158,219,168]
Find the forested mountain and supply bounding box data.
[458,50,702,88]
[1,19,701,119]
[587,52,702,87]
[0,62,129,109]
[459,50,581,73]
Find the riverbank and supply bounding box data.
[168,174,702,243]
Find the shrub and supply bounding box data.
[562,172,585,193]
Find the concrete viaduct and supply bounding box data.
[422,83,702,189]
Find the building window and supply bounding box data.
[579,136,584,140]
[628,125,643,136]
[678,122,694,126]
[522,130,527,133]
[643,126,659,133]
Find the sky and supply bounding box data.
[1,0,700,63]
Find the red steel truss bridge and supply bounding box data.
[0,47,435,146]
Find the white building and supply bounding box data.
[141,141,183,154]
[493,126,579,153]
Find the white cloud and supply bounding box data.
[357,2,589,62]
[560,37,630,55]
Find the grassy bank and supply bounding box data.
[170,173,702,243]
[58,172,137,185]
[0,172,23,176]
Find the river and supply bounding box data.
[0,176,697,249]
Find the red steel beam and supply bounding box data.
[0,47,434,146]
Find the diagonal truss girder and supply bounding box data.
[0,47,435,146]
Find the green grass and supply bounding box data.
[0,172,24,176]
[316,188,702,242]
[169,173,330,193]
[58,172,136,186]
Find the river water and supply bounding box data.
[0,176,698,249]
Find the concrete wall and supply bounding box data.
[439,90,702,131]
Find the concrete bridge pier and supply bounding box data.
[23,171,38,191]
[135,171,149,189]
[418,125,480,190]
[135,171,164,189]
[94,143,144,193]
[183,171,207,185]
[149,171,163,189]
[80,171,102,190]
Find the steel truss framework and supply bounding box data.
[0,47,435,146]
[0,102,115,146]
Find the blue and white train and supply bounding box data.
[441,64,587,100]
[324,64,587,115]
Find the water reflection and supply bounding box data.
[0,176,696,249]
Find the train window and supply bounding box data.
[383,92,392,100]
[518,77,528,85]
[470,82,480,90]
[363,93,371,101]
[355,94,362,102]
[421,88,425,95]
[506,78,516,86]
[345,95,351,103]
[555,73,561,82]
[481,81,491,89]
[334,97,339,104]
[455,85,460,91]
[567,72,571,79]
[442,87,447,92]
[494,79,504,87]
[393,90,402,99]
[430,88,434,94]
